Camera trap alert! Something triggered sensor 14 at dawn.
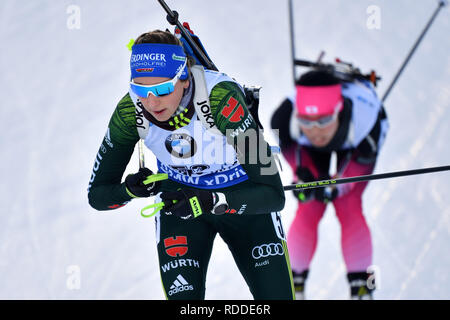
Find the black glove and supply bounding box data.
[313,173,339,203]
[125,168,162,198]
[160,189,228,220]
[293,167,316,203]
[314,186,339,203]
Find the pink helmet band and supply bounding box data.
[296,84,343,116]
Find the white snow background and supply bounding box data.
[0,0,449,299]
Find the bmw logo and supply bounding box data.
[165,133,197,159]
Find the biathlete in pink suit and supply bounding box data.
[271,69,388,299]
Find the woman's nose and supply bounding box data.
[306,126,320,134]
[145,94,160,108]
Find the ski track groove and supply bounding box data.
[25,149,53,298]
[395,206,450,299]
[95,224,147,299]
[314,263,346,300]
[372,63,450,299]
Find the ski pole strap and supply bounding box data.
[283,165,450,191]
[141,199,178,218]
[143,173,168,185]
[139,173,169,218]
[141,202,165,218]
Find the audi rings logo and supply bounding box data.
[251,243,284,259]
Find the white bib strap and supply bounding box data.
[129,89,150,140]
[190,65,223,136]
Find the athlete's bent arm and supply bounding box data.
[211,82,286,214]
[88,94,139,211]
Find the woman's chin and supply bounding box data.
[311,138,330,148]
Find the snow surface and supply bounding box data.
[1,0,449,299]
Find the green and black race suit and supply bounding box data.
[87,68,294,299]
[88,72,285,214]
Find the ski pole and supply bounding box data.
[141,165,450,218]
[283,164,450,191]
[138,139,145,169]
[381,0,448,103]
[288,0,297,84]
[157,0,218,71]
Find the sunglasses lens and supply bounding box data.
[297,118,312,128]
[297,115,335,128]
[154,83,174,96]
[130,81,175,98]
[317,115,334,126]
[130,83,148,97]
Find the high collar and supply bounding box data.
[143,75,196,131]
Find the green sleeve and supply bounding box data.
[209,81,285,214]
[87,93,140,211]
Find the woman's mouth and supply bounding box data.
[152,109,166,116]
[311,136,329,146]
